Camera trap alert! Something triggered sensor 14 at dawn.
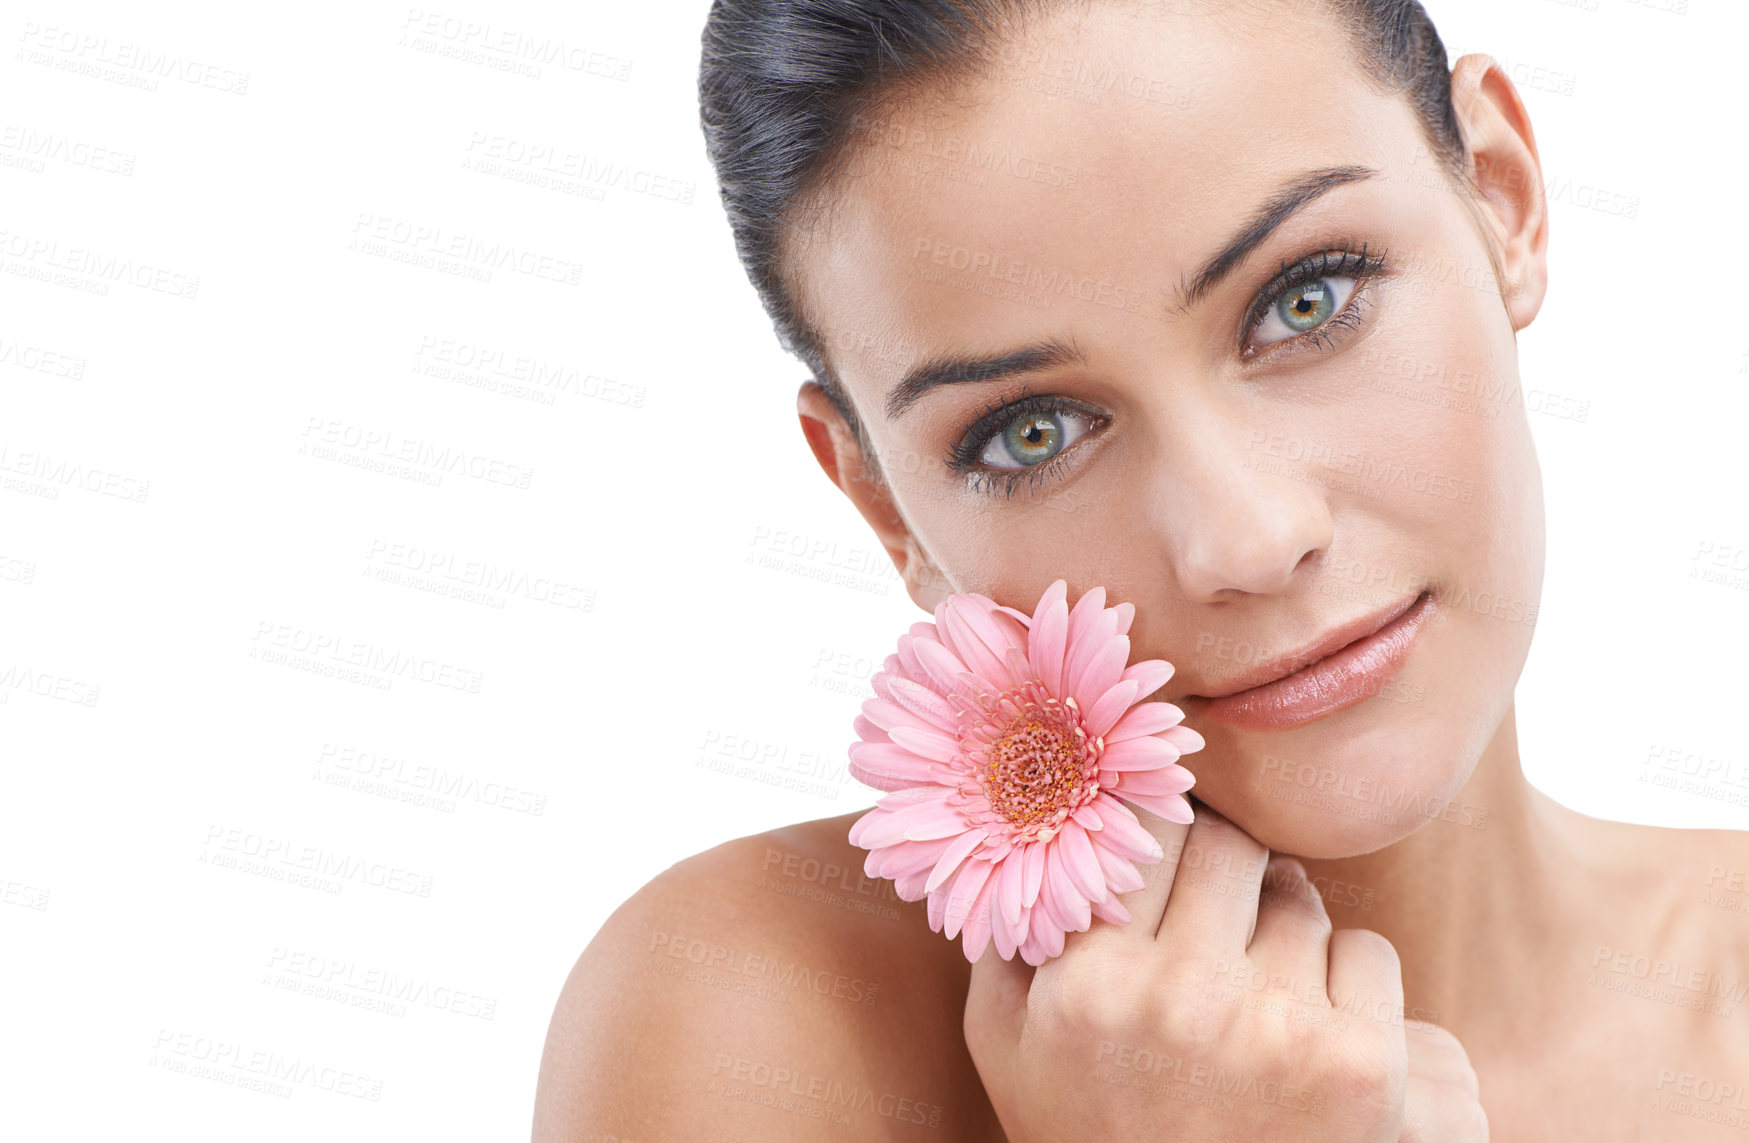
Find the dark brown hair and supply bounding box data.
[698,0,1473,479]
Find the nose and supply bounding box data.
[1157,422,1336,602]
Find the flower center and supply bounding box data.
[973,687,1098,832]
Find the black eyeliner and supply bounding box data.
[1239,239,1389,351]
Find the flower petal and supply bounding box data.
[859,697,918,733]
[1021,838,1046,907]
[853,712,892,746]
[1058,819,1109,904]
[909,635,978,699]
[958,869,1000,962]
[1110,600,1135,637]
[1028,595,1069,696]
[870,834,957,879]
[1087,794,1165,862]
[887,724,961,765]
[1118,658,1175,702]
[1105,699,1185,743]
[847,741,938,786]
[1041,849,1092,932]
[885,676,962,734]
[851,792,959,847]
[925,828,990,894]
[1085,677,1140,740]
[1089,835,1147,894]
[943,595,1028,689]
[1062,586,1110,679]
[939,598,1014,691]
[992,900,1020,960]
[1113,788,1196,824]
[1090,892,1131,926]
[944,856,995,939]
[1161,723,1206,755]
[927,878,950,932]
[1098,735,1181,773]
[893,868,930,900]
[996,849,1024,925]
[1116,763,1197,797]
[1072,633,1130,714]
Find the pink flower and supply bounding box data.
[846,579,1203,966]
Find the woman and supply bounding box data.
[535,0,1748,1138]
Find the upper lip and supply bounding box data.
[1182,590,1429,701]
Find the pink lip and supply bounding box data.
[1186,590,1435,731]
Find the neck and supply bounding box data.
[1289,701,1583,1042]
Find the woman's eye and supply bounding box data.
[1251,275,1360,348]
[977,407,1097,470]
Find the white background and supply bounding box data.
[1,0,1743,1138]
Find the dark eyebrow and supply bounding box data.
[884,336,1084,422]
[882,164,1378,422]
[1174,164,1379,312]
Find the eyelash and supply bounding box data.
[944,384,1095,499]
[1240,240,1387,359]
[945,241,1391,498]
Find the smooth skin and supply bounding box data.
[536,2,1748,1139]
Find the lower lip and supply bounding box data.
[1192,590,1435,731]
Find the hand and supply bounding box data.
[1401,1019,1488,1142]
[963,801,1486,1141]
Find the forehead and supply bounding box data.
[788,0,1423,398]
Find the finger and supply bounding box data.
[963,938,1035,1067]
[1074,799,1192,950]
[1156,801,1270,953]
[1403,1020,1481,1100]
[1242,854,1333,1004]
[1400,1068,1489,1143]
[1325,927,1405,1031]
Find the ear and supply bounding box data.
[796,379,955,612]
[1447,53,1550,333]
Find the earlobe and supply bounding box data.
[1448,53,1550,333]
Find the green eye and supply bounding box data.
[1278,281,1336,331]
[1251,275,1359,348]
[979,409,1093,470]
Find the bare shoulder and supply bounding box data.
[532,809,1005,1142]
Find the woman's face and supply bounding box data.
[786,1,1549,859]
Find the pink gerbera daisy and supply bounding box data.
[846,579,1204,966]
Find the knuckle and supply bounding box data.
[1155,980,1235,1050]
[1316,1032,1401,1112]
[1048,959,1142,1036]
[1342,926,1402,971]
